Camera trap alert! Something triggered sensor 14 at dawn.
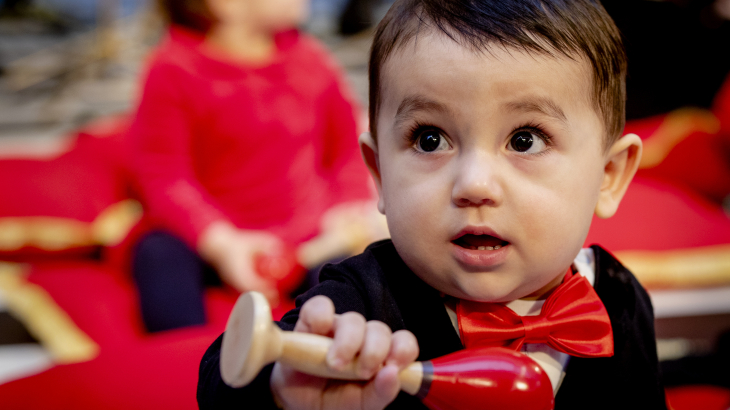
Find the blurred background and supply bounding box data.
[0,0,729,409]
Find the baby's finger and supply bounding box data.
[294,296,335,335]
[356,321,392,379]
[361,364,401,410]
[327,311,366,371]
[386,330,419,369]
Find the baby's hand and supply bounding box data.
[270,296,419,410]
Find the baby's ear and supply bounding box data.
[595,133,643,218]
[359,132,386,215]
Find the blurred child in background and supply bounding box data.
[128,0,378,333]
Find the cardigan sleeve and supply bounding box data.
[130,57,229,247]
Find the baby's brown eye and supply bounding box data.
[417,130,445,152]
[510,131,534,152]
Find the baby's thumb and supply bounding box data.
[362,364,401,410]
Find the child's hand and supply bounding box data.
[297,200,389,268]
[198,221,283,299]
[270,296,419,410]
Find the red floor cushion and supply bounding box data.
[0,326,222,410]
[0,115,138,261]
[0,261,240,410]
[0,259,295,410]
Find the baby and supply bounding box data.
[198,0,668,409]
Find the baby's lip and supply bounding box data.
[451,227,510,249]
[451,226,504,241]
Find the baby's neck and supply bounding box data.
[520,272,565,301]
[204,23,277,64]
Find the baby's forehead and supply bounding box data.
[378,32,595,111]
[383,28,590,81]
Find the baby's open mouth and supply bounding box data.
[452,234,510,251]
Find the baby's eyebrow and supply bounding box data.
[504,97,568,124]
[393,94,451,128]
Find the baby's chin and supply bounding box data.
[405,256,538,302]
[452,289,524,303]
[439,277,530,303]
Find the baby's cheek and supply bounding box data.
[519,201,584,268]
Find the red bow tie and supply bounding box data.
[456,268,614,358]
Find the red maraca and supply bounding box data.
[253,247,307,294]
[220,291,554,410]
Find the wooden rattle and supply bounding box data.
[220,292,554,410]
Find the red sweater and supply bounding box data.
[129,27,372,247]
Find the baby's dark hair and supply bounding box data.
[368,0,627,149]
[157,0,214,32]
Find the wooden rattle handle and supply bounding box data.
[277,331,360,380]
[278,330,423,394]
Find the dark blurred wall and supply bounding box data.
[603,0,730,120]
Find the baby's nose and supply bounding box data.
[451,154,503,207]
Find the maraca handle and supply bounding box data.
[278,331,362,380]
[277,330,424,394]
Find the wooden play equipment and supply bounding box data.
[220,291,554,410]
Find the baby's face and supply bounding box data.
[372,31,609,302]
[207,0,310,31]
